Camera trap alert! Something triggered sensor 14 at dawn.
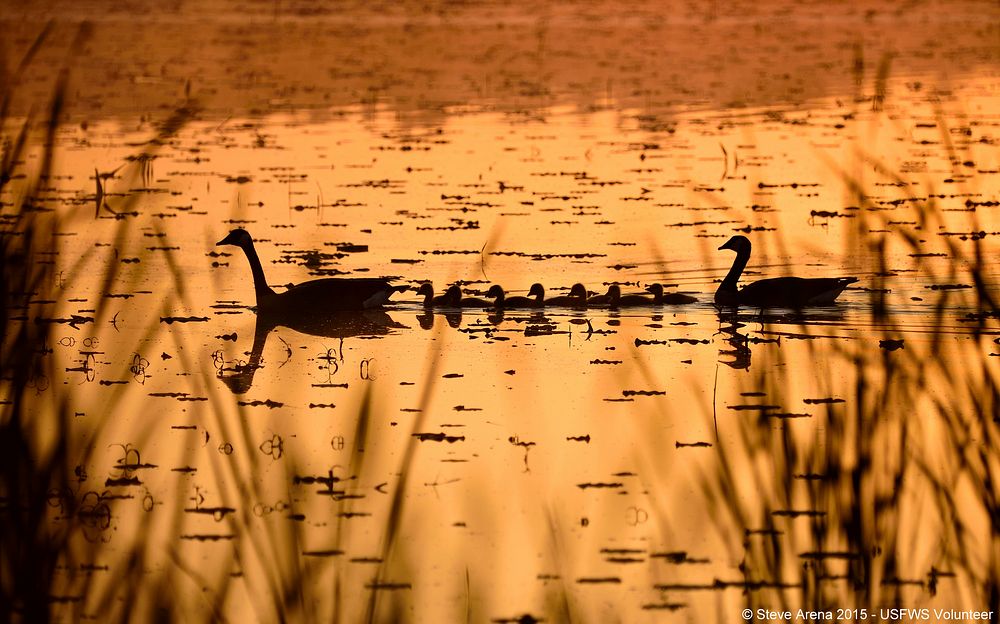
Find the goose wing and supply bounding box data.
[660,292,698,305]
[281,278,401,309]
[616,293,655,307]
[502,295,541,308]
[739,276,857,307]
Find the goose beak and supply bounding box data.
[217,231,239,246]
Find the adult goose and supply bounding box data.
[715,235,857,307]
[486,284,544,308]
[543,283,588,307]
[217,229,406,311]
[416,282,459,307]
[646,283,698,305]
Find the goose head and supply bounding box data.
[486,285,505,299]
[645,283,663,297]
[569,283,587,299]
[217,228,253,248]
[216,228,275,302]
[443,285,462,304]
[416,283,434,297]
[527,283,544,299]
[718,235,751,254]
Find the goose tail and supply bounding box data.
[806,276,859,305]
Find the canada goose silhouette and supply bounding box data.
[217,229,406,311]
[416,282,460,307]
[543,283,588,307]
[486,284,545,308]
[715,235,857,307]
[646,283,698,305]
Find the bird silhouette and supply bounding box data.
[217,229,406,311]
[447,285,492,308]
[715,235,857,307]
[543,283,588,307]
[486,284,545,308]
[646,283,697,305]
[416,282,460,307]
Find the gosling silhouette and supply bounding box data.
[543,283,588,307]
[715,235,857,307]
[586,285,619,306]
[615,286,659,307]
[585,284,658,308]
[217,229,406,311]
[416,282,460,307]
[646,283,698,305]
[486,284,544,308]
[449,285,492,308]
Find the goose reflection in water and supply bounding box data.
[416,308,463,330]
[714,308,849,371]
[217,308,407,395]
[717,312,753,371]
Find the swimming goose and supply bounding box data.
[616,287,658,307]
[543,283,588,307]
[646,283,698,305]
[586,285,619,306]
[586,284,655,308]
[486,284,545,308]
[217,229,406,311]
[416,282,459,307]
[449,285,492,308]
[715,235,857,307]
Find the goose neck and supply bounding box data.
[239,240,275,303]
[719,247,750,293]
